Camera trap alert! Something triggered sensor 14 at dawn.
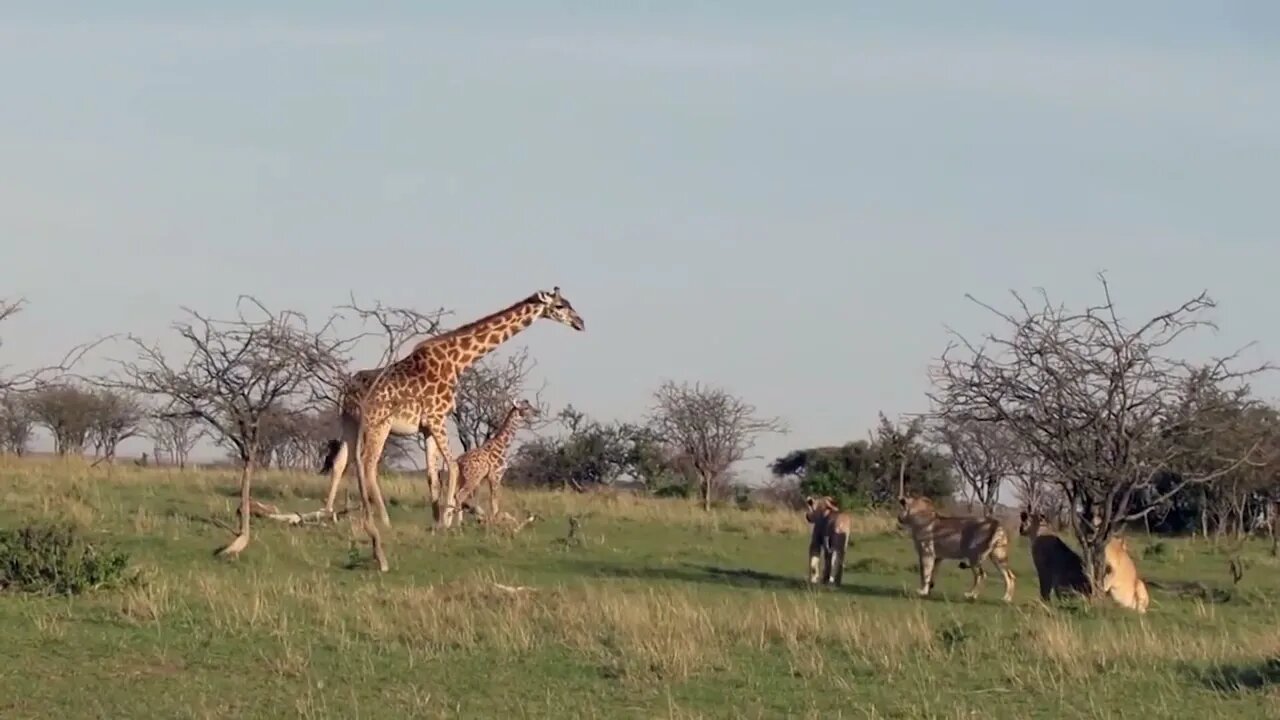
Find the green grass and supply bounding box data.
[1,455,1278,719]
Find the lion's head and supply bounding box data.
[804,495,839,523]
[897,495,937,528]
[1018,509,1047,537]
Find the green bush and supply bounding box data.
[0,522,132,595]
[652,482,694,499]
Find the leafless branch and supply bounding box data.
[0,296,114,393]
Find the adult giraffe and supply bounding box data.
[320,287,584,528]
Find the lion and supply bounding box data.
[1100,535,1150,613]
[897,495,1015,602]
[804,495,852,586]
[1018,510,1092,601]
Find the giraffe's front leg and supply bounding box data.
[487,471,500,519]
[454,462,480,511]
[423,430,443,525]
[424,417,458,528]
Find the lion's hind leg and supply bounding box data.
[988,531,1016,603]
[829,531,849,586]
[807,536,823,585]
[963,553,987,600]
[1038,569,1053,602]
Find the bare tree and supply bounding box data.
[930,274,1271,586]
[87,388,146,463]
[648,380,787,511]
[929,413,1020,515]
[450,348,549,452]
[106,297,349,558]
[0,391,34,455]
[25,382,97,456]
[147,407,206,469]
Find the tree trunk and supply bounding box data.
[218,454,255,557]
[702,473,712,512]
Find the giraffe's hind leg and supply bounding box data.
[321,423,353,515]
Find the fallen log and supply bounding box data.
[237,499,348,525]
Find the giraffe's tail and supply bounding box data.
[319,438,342,475]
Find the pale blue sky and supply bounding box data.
[1,3,1278,475]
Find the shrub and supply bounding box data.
[652,482,694,499]
[0,522,132,595]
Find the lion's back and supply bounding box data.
[920,516,1001,558]
[1031,535,1089,589]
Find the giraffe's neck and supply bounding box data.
[421,296,543,372]
[483,408,524,456]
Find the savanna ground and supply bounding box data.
[1,457,1278,719]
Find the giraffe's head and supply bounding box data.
[511,397,540,421]
[534,286,585,331]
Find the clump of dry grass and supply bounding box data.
[0,454,904,543]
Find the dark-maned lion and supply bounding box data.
[897,495,1016,602]
[1018,510,1092,601]
[1101,535,1150,613]
[804,495,852,586]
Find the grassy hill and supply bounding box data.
[0,455,1277,718]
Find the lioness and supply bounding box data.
[804,495,852,586]
[1100,535,1150,613]
[1018,510,1091,601]
[897,496,1016,602]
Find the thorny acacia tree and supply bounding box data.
[25,382,97,456]
[147,408,205,469]
[930,275,1271,585]
[648,380,786,511]
[0,392,34,455]
[87,388,146,463]
[108,297,350,559]
[1159,372,1278,539]
[930,408,1022,515]
[504,405,675,492]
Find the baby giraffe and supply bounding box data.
[453,398,539,519]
